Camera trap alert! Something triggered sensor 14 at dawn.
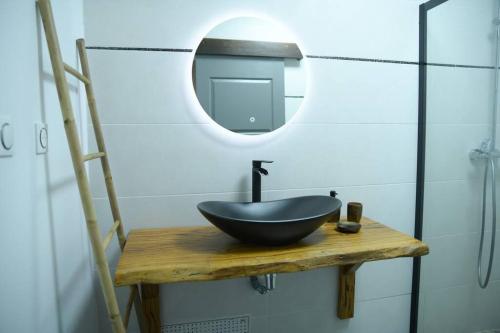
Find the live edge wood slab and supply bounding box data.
[115,217,428,332]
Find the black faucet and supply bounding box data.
[252,160,273,202]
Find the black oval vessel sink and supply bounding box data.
[197,195,342,246]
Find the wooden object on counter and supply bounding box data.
[336,221,362,233]
[347,202,363,222]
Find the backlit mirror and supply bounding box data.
[192,17,307,135]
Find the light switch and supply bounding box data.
[0,117,14,157]
[35,122,48,154]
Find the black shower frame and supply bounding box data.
[411,0,449,332]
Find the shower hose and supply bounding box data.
[478,156,497,289]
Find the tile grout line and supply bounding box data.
[419,279,500,294]
[263,293,413,320]
[90,181,418,200]
[424,230,500,241]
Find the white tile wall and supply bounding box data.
[254,294,412,333]
[469,280,500,332]
[89,51,203,125]
[300,60,418,124]
[421,234,476,290]
[93,183,415,238]
[427,0,497,66]
[84,0,424,332]
[84,0,419,61]
[425,124,489,182]
[421,281,500,333]
[421,284,473,333]
[426,67,494,125]
[88,123,417,198]
[423,180,482,238]
[161,278,269,321]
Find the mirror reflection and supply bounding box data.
[192,17,307,134]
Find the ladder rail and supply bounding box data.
[124,285,139,329]
[77,39,146,331]
[37,1,146,332]
[76,38,128,250]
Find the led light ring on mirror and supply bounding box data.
[186,14,310,145]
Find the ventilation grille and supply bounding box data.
[162,316,250,333]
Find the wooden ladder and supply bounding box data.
[37,0,146,332]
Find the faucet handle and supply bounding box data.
[252,160,273,168]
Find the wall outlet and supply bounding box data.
[35,122,48,154]
[0,116,14,157]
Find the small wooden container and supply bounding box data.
[347,202,363,222]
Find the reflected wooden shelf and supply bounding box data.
[115,217,428,332]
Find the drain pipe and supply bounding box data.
[250,274,277,294]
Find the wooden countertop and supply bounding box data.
[114,217,428,286]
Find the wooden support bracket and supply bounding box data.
[141,284,161,333]
[337,262,363,319]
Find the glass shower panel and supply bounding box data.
[419,0,500,333]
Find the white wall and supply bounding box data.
[420,1,500,332]
[206,17,295,43]
[0,1,98,332]
[84,0,420,332]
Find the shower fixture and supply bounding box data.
[467,12,500,289]
[469,139,498,289]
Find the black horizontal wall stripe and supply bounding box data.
[307,54,495,69]
[425,62,494,69]
[85,46,495,70]
[86,46,193,52]
[307,54,419,65]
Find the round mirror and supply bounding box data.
[192,17,307,135]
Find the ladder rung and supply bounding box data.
[123,285,138,329]
[63,62,90,84]
[83,152,105,162]
[102,220,120,250]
